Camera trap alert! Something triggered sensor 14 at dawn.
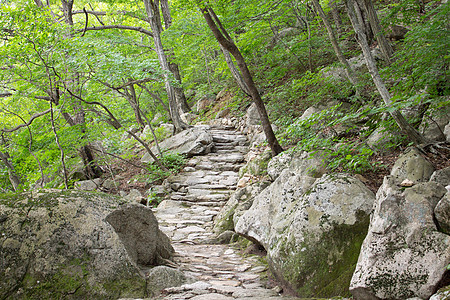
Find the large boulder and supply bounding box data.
[350,177,450,299]
[391,147,435,183]
[420,106,450,142]
[236,172,375,297]
[267,150,327,181]
[0,190,173,299]
[141,126,213,163]
[213,181,270,234]
[245,103,261,127]
[105,203,174,266]
[239,150,272,178]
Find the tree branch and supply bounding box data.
[78,25,153,37]
[1,109,51,133]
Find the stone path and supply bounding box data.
[152,126,297,300]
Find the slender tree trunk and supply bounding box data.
[50,102,69,189]
[360,0,393,63]
[201,6,283,156]
[219,44,251,95]
[126,82,146,129]
[168,61,191,113]
[201,47,212,91]
[312,0,360,92]
[330,0,343,37]
[143,0,187,133]
[159,0,191,114]
[0,151,21,191]
[59,0,103,179]
[346,0,427,145]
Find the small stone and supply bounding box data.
[272,285,283,293]
[400,179,415,187]
[224,249,234,255]
[190,293,232,300]
[250,266,267,273]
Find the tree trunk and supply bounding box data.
[168,61,191,113]
[346,0,427,145]
[159,0,191,115]
[360,0,394,63]
[143,0,187,133]
[0,151,21,191]
[126,82,146,129]
[219,44,251,96]
[201,7,283,156]
[330,0,343,37]
[311,0,360,92]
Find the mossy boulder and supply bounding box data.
[213,181,270,234]
[235,172,375,297]
[239,150,272,178]
[267,150,327,181]
[0,190,173,299]
[350,177,450,299]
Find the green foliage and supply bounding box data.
[386,4,449,100]
[267,71,355,126]
[280,104,383,174]
[145,152,186,183]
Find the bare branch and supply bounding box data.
[80,7,88,37]
[78,25,153,37]
[91,147,146,170]
[2,109,51,133]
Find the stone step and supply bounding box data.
[208,153,245,163]
[212,135,247,144]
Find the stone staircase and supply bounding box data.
[152,126,298,299]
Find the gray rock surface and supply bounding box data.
[350,177,450,299]
[141,126,213,163]
[391,147,435,183]
[214,182,270,234]
[106,203,174,266]
[123,188,144,203]
[236,172,375,297]
[245,103,261,127]
[74,178,102,191]
[267,150,326,181]
[420,106,450,142]
[430,167,450,188]
[434,191,450,234]
[366,126,396,152]
[239,150,272,177]
[0,191,147,299]
[146,266,192,297]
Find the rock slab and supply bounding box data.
[350,177,450,299]
[236,172,375,297]
[0,191,146,299]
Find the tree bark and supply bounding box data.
[311,0,360,91]
[143,0,187,133]
[219,44,251,96]
[346,0,427,145]
[0,151,21,191]
[126,81,146,129]
[157,0,191,115]
[201,6,283,156]
[330,0,343,37]
[360,0,393,63]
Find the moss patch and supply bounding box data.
[273,216,370,298]
[12,257,146,300]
